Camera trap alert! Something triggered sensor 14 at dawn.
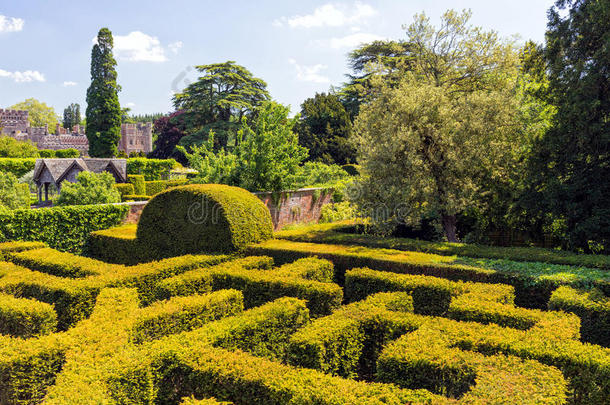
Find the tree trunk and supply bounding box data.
[441,214,458,243]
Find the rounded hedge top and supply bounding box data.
[136,184,273,255]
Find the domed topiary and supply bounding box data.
[136,184,273,256]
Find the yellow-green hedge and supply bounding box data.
[157,256,343,316]
[0,293,57,338]
[250,239,610,308]
[549,286,610,347]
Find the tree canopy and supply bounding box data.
[521,0,610,252]
[173,61,270,150]
[86,28,122,158]
[295,93,355,165]
[63,103,81,131]
[351,10,520,242]
[9,98,58,134]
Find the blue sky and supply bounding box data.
[0,0,556,117]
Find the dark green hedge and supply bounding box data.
[0,204,129,253]
[144,179,189,196]
[137,184,273,257]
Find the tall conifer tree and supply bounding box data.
[86,28,122,157]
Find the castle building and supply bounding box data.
[0,109,153,156]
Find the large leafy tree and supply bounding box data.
[338,40,413,118]
[173,61,270,150]
[295,93,355,165]
[181,101,307,192]
[351,10,519,242]
[0,136,39,158]
[86,28,122,157]
[522,0,610,252]
[62,103,81,131]
[9,98,58,133]
[149,111,188,163]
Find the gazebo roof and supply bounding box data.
[33,158,127,184]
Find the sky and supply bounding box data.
[0,0,557,118]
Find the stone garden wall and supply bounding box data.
[120,187,333,230]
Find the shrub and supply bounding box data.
[0,137,39,158]
[56,172,121,206]
[549,286,610,347]
[319,201,357,223]
[0,158,36,178]
[127,174,146,195]
[0,293,58,337]
[86,225,143,265]
[341,164,360,176]
[114,183,135,199]
[137,184,273,257]
[0,204,128,253]
[0,172,30,210]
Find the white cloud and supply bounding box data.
[0,69,45,83]
[113,31,168,62]
[322,32,385,49]
[289,59,330,83]
[0,15,24,33]
[168,41,183,54]
[274,2,376,28]
[126,102,136,108]
[62,81,77,87]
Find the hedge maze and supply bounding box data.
[0,238,609,404]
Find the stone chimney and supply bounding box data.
[73,124,80,134]
[56,123,61,135]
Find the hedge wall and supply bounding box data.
[126,158,178,180]
[249,239,610,308]
[0,204,129,253]
[549,286,610,347]
[275,221,610,270]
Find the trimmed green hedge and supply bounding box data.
[114,183,135,199]
[156,256,342,316]
[549,286,610,347]
[127,175,146,195]
[275,221,610,270]
[123,194,149,202]
[0,293,58,337]
[377,325,568,403]
[137,184,273,257]
[131,289,244,343]
[0,158,36,178]
[126,158,178,180]
[287,292,419,379]
[145,179,189,196]
[250,239,610,308]
[108,297,441,404]
[0,245,228,328]
[0,204,129,253]
[86,225,143,265]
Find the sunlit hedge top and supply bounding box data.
[137,184,273,256]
